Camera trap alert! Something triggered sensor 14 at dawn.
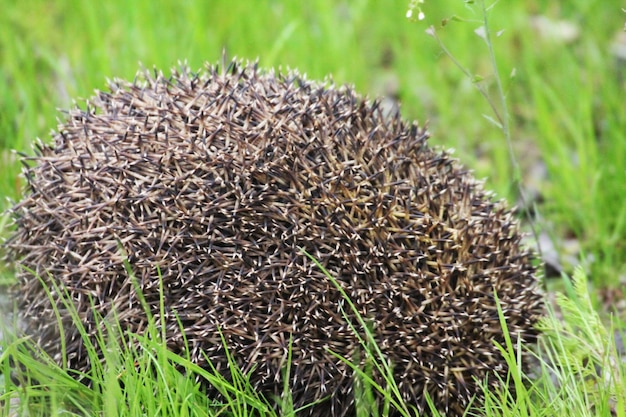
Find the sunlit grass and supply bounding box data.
[2,261,625,416]
[478,268,626,417]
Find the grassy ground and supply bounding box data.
[1,0,625,416]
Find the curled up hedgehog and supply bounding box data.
[5,61,544,416]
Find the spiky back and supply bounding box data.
[7,62,543,416]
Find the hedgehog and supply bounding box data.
[5,61,543,416]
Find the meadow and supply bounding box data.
[0,0,625,415]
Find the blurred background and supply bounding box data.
[1,0,625,298]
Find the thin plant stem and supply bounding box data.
[477,0,543,263]
[428,0,543,267]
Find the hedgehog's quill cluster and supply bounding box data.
[7,61,543,416]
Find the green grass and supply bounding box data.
[479,268,626,417]
[0,300,276,417]
[2,262,625,416]
[1,0,626,416]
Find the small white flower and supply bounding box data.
[407,0,425,21]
